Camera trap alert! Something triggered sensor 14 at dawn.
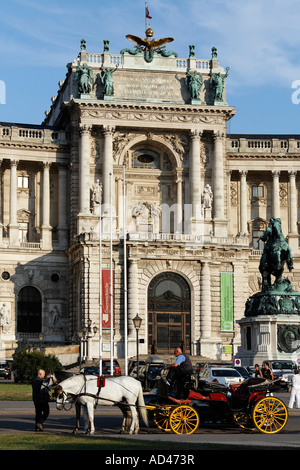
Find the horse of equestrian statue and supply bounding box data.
[258,217,293,292]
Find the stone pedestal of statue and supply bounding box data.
[237,279,300,366]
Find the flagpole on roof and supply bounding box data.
[145,2,152,29]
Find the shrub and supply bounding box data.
[12,350,63,383]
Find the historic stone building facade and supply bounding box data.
[0,31,299,364]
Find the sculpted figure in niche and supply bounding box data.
[131,203,149,232]
[91,180,102,214]
[0,303,10,328]
[49,305,62,328]
[202,184,213,209]
[151,204,161,233]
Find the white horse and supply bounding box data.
[55,374,148,435]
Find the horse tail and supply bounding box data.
[137,383,149,427]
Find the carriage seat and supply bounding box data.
[196,379,228,396]
[172,374,193,399]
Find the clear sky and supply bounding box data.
[1,0,300,135]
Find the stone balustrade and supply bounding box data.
[0,124,67,145]
[227,135,300,153]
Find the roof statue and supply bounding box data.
[75,60,93,95]
[121,27,178,63]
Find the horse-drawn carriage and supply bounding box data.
[48,370,288,436]
[144,376,288,435]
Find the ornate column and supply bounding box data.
[176,169,183,233]
[41,161,52,250]
[272,170,280,219]
[79,124,91,215]
[58,163,68,248]
[9,159,19,247]
[189,130,202,232]
[239,170,248,236]
[102,126,115,209]
[213,132,227,236]
[116,176,123,232]
[288,170,298,236]
[213,132,225,220]
[127,259,140,356]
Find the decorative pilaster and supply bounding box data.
[58,163,68,248]
[288,171,298,252]
[9,160,19,247]
[288,171,297,234]
[239,170,248,236]
[41,161,52,250]
[272,170,280,219]
[213,132,225,220]
[79,124,91,215]
[189,130,202,233]
[176,169,183,233]
[127,258,140,357]
[102,126,115,209]
[213,132,227,236]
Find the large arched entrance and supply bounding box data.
[17,286,42,333]
[148,272,191,354]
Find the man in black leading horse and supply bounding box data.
[32,369,50,432]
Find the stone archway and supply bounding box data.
[148,272,191,354]
[17,286,42,333]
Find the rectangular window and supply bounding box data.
[253,230,265,250]
[252,185,264,198]
[19,223,28,243]
[18,175,29,188]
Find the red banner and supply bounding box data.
[102,269,114,329]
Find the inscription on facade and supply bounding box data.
[115,72,186,103]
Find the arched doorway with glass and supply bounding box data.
[148,272,191,354]
[17,286,42,333]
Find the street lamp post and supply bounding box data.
[77,329,84,371]
[132,314,142,380]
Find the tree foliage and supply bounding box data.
[13,350,63,383]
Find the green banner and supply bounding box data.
[220,273,233,331]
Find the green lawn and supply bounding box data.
[0,383,32,401]
[0,433,276,451]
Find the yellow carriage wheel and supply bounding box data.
[153,408,172,432]
[169,405,199,435]
[252,396,288,434]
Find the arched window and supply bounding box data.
[132,149,160,169]
[17,286,42,333]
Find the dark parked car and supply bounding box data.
[128,360,146,375]
[138,355,165,391]
[82,360,121,377]
[0,362,11,379]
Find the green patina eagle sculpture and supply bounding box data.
[121,28,178,63]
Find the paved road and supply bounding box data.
[0,393,300,448]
